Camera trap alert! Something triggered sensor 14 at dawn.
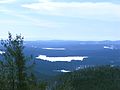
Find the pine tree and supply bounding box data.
[0,32,34,90]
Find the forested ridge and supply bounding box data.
[53,66,120,90]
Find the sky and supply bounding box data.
[0,0,120,41]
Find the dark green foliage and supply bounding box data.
[0,33,26,90]
[0,33,37,90]
[53,66,120,90]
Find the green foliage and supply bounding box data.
[53,66,120,90]
[0,33,37,90]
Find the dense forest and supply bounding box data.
[53,66,120,90]
[0,33,120,90]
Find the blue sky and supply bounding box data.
[0,0,120,41]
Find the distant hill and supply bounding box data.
[1,40,120,76]
[24,40,120,45]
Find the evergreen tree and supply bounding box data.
[0,32,34,90]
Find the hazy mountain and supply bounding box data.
[1,40,120,77]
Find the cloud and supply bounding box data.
[36,55,88,62]
[55,70,71,73]
[0,51,5,54]
[0,7,59,28]
[22,1,120,21]
[39,0,50,3]
[42,48,66,50]
[10,13,59,28]
[0,0,15,3]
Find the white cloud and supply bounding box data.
[11,13,59,28]
[36,55,88,62]
[0,0,15,3]
[55,70,71,73]
[22,1,120,21]
[39,0,50,3]
[0,7,59,28]
[0,51,5,54]
[42,48,66,50]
